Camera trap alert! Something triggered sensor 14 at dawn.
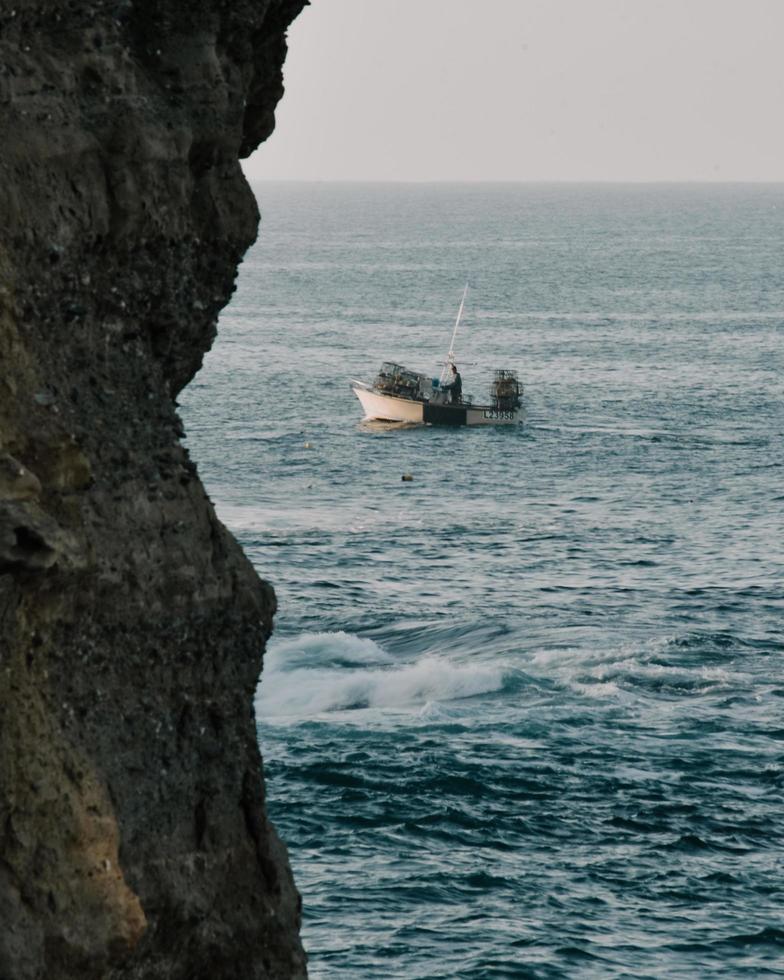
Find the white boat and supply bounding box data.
[351,287,523,427]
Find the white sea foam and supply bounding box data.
[529,639,739,700]
[570,680,623,699]
[255,631,506,720]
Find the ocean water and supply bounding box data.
[180,183,784,979]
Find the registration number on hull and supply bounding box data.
[482,409,516,421]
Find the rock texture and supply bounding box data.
[0,2,307,977]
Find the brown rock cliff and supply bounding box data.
[0,2,308,977]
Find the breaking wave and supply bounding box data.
[255,631,508,719]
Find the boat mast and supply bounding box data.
[441,283,468,383]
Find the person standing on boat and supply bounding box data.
[442,363,462,404]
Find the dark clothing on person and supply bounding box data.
[443,370,462,404]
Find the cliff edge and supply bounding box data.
[0,2,307,977]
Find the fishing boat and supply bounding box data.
[351,287,523,427]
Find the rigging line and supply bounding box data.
[441,283,468,382]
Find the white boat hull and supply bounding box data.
[352,385,521,427]
[353,386,425,423]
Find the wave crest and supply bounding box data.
[256,631,507,719]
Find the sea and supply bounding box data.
[180,183,784,979]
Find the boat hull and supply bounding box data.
[462,405,522,426]
[353,386,425,423]
[353,385,521,426]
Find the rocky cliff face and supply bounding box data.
[0,2,307,977]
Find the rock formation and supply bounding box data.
[0,1,307,977]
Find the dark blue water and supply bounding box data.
[181,183,784,979]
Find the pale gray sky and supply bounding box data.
[243,0,784,182]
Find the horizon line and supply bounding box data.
[246,176,784,186]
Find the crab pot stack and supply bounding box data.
[374,362,427,398]
[490,369,522,411]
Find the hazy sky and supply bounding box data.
[244,0,784,182]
